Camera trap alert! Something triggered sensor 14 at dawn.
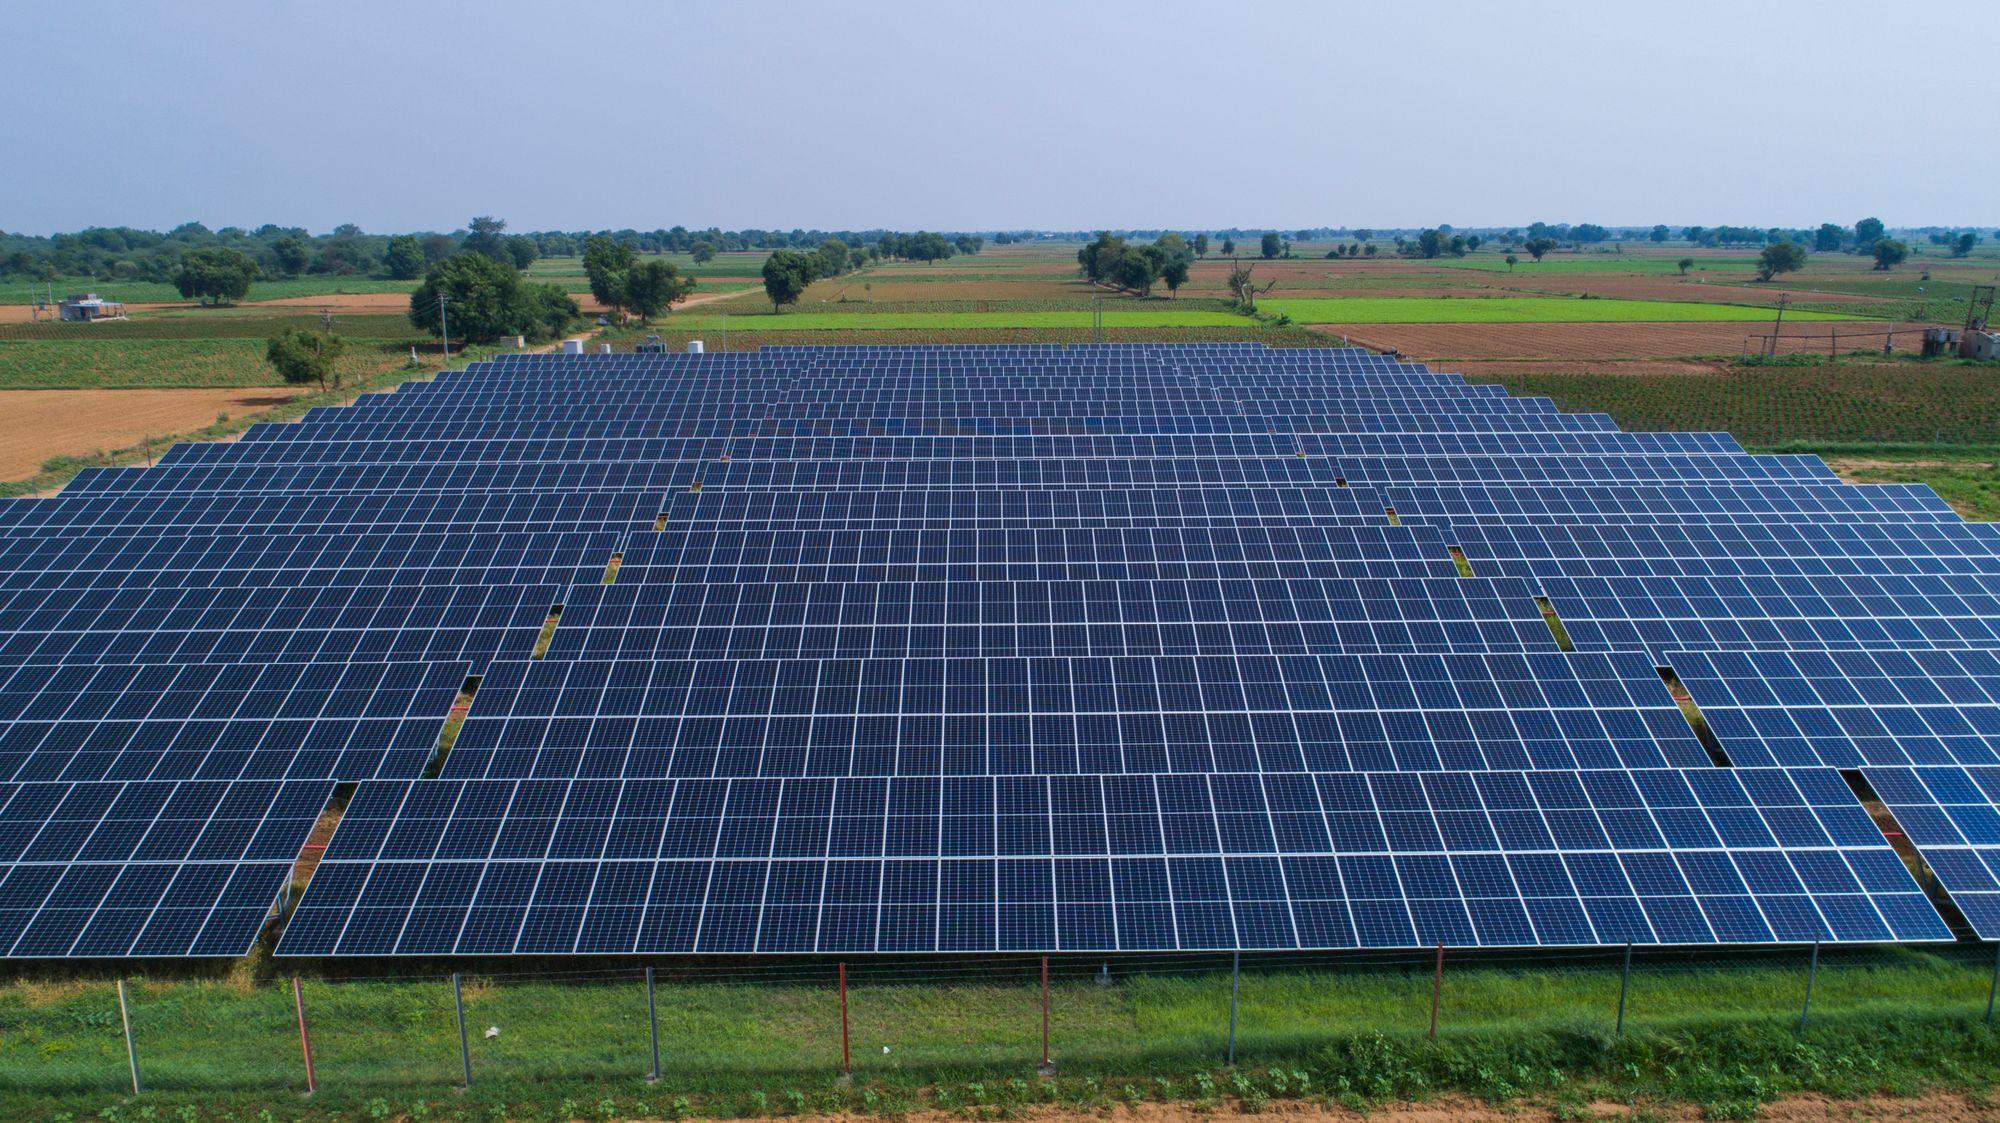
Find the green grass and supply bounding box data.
[2,947,1996,1119]
[1817,452,2000,521]
[1402,253,1763,274]
[665,309,1252,331]
[1260,297,1868,324]
[0,276,418,304]
[0,312,416,341]
[0,339,428,389]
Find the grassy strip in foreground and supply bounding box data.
[0,338,444,390]
[1,948,1996,1119]
[1261,297,1866,324]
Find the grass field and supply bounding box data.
[0,276,419,305]
[2,946,1996,1119]
[0,338,427,389]
[1259,297,1867,324]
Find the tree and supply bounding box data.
[1353,229,1373,243]
[1571,223,1610,243]
[505,235,538,270]
[762,249,818,311]
[1112,248,1161,296]
[409,252,577,344]
[1504,254,1518,271]
[689,241,717,264]
[1076,232,1128,284]
[815,239,851,279]
[1650,224,1670,243]
[1952,232,1981,258]
[621,259,698,323]
[265,326,346,392]
[1871,239,1909,270]
[1677,257,1695,275]
[1523,237,1557,262]
[270,237,311,277]
[1159,253,1191,297]
[465,215,509,261]
[1854,216,1886,247]
[1219,237,1236,256]
[173,247,257,305]
[1755,240,1808,281]
[1813,223,1845,252]
[582,235,637,316]
[1192,234,1209,257]
[1416,228,1451,258]
[419,234,457,266]
[1259,232,1282,259]
[1226,260,1276,312]
[384,235,426,280]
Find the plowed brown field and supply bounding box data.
[0,387,301,479]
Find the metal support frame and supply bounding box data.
[838,961,851,1078]
[1037,956,1054,1075]
[1429,944,1444,1041]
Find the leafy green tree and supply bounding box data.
[173,247,257,305]
[1951,232,1980,257]
[465,215,509,261]
[902,232,955,263]
[816,239,851,279]
[1259,232,1282,259]
[1353,229,1373,243]
[1219,237,1235,256]
[409,252,576,343]
[1650,225,1670,243]
[1571,223,1609,243]
[1076,232,1128,284]
[1755,240,1808,281]
[505,236,538,270]
[1112,245,1163,296]
[1854,216,1886,247]
[1160,253,1191,296]
[582,236,637,316]
[384,235,426,280]
[762,249,819,311]
[1523,237,1557,262]
[620,259,698,323]
[689,242,717,264]
[1192,234,1209,257]
[265,326,346,392]
[1677,257,1695,275]
[270,237,311,277]
[1504,254,1518,271]
[1813,223,1845,252]
[1871,239,1909,270]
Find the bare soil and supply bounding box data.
[0,387,301,479]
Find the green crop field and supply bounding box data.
[0,312,416,341]
[0,276,418,305]
[1259,297,1868,324]
[667,309,1251,331]
[0,339,428,389]
[1397,254,1764,274]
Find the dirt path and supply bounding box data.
[0,387,303,479]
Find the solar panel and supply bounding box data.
[5,342,1998,957]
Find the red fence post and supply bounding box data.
[292,976,317,1093]
[1428,944,1444,1041]
[838,961,851,1077]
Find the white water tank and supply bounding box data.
[599,343,612,354]
[561,339,583,355]
[687,340,705,354]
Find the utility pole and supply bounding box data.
[321,307,334,334]
[1767,294,1789,358]
[437,293,452,366]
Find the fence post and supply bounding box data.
[116,978,141,1095]
[1038,956,1054,1075]
[838,961,851,1079]
[646,967,661,1083]
[1986,942,1998,1026]
[1615,943,1633,1036]
[453,973,472,1087]
[1798,942,1820,1033]
[1428,944,1443,1041]
[1226,951,1241,1066]
[293,977,317,1094]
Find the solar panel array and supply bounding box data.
[2,342,1997,957]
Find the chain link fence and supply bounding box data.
[3,942,1996,1098]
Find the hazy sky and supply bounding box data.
[8,0,1994,235]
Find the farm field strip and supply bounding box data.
[667,309,1252,330]
[1261,297,1868,323]
[0,387,303,479]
